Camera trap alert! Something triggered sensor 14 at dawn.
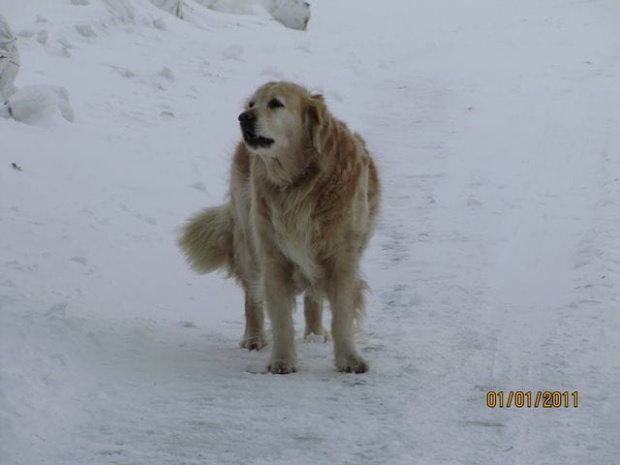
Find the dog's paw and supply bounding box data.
[240,333,268,351]
[335,354,369,373]
[267,358,297,375]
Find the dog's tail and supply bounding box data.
[178,205,234,275]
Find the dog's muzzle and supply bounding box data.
[238,110,274,148]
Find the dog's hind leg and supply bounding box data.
[326,263,369,373]
[303,291,330,341]
[240,291,267,351]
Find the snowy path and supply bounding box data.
[2,1,620,464]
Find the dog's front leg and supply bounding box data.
[262,256,298,374]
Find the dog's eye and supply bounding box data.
[268,98,284,109]
[248,102,255,109]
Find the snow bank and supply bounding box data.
[0,13,74,125]
[5,85,74,126]
[149,0,184,19]
[263,0,310,31]
[0,14,20,101]
[163,0,311,30]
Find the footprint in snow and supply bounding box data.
[190,181,207,192]
[180,321,198,329]
[46,302,69,317]
[152,67,175,90]
[109,65,135,79]
[74,23,97,38]
[71,256,88,265]
[221,45,244,61]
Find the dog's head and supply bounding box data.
[239,81,327,158]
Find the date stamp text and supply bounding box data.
[486,391,579,408]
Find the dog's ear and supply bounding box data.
[305,94,327,154]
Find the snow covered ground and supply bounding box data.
[1,0,619,463]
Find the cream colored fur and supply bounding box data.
[179,81,380,374]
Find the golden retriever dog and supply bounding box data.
[179,82,380,374]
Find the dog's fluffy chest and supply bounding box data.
[258,188,321,281]
[270,192,317,280]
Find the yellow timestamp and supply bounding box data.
[486,391,579,408]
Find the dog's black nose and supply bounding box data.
[238,110,256,124]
